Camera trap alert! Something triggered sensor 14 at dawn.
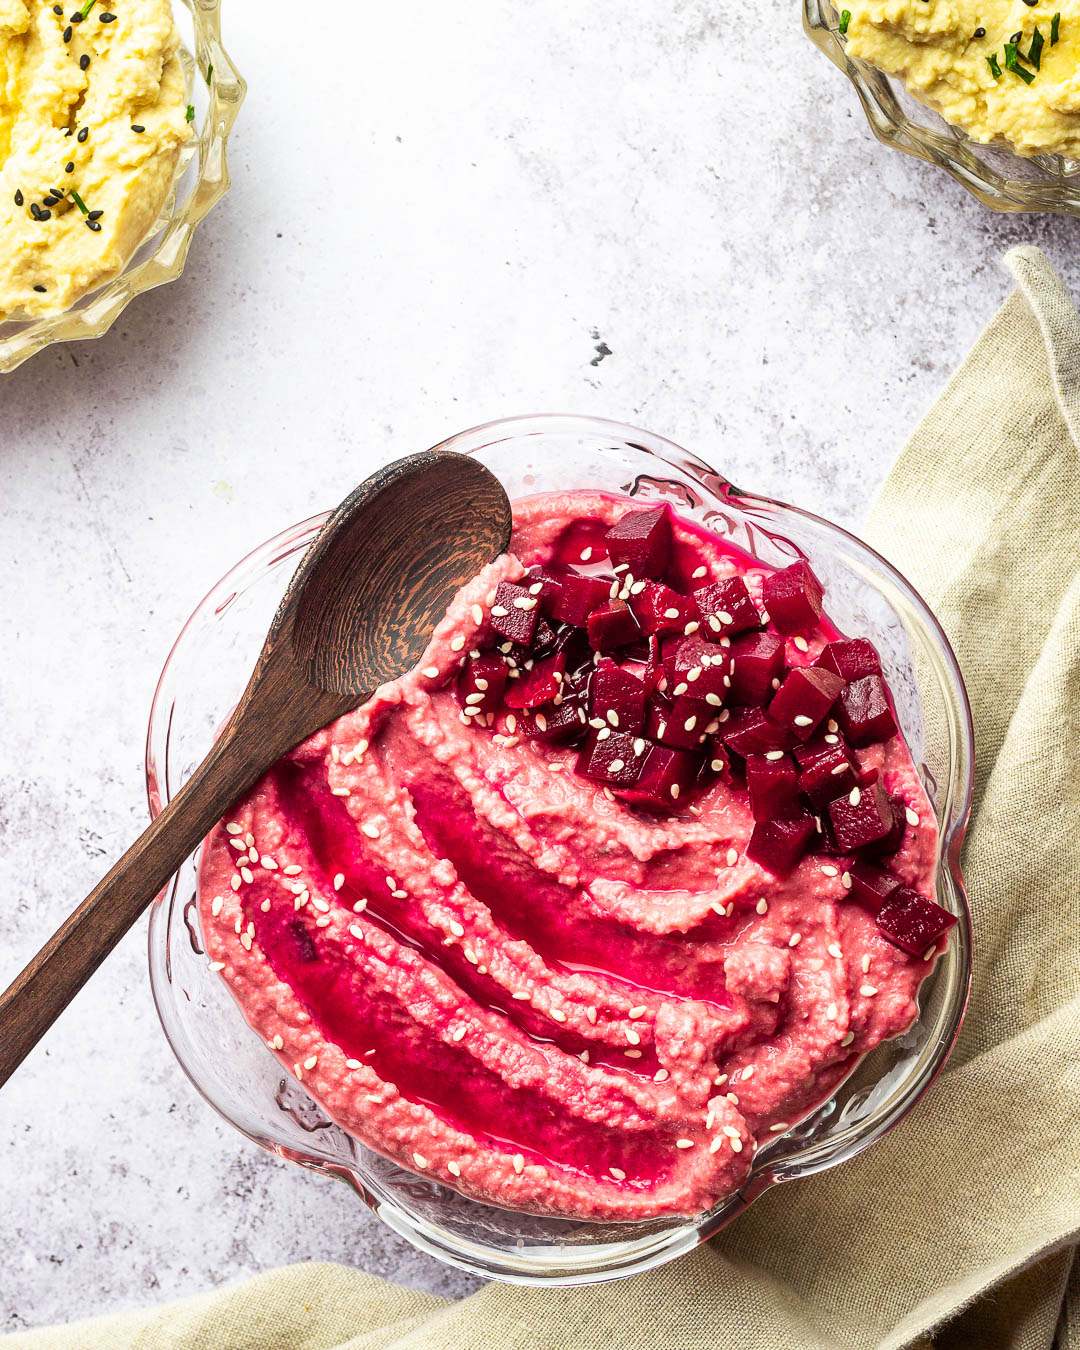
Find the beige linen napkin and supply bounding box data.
[7,245,1080,1350]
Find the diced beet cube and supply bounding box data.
[549,572,615,628]
[847,861,902,916]
[828,779,893,852]
[576,728,645,787]
[818,638,882,683]
[605,505,672,579]
[746,809,816,877]
[866,793,907,857]
[728,631,786,706]
[794,734,857,807]
[530,615,559,657]
[456,652,508,717]
[693,576,761,639]
[587,599,641,651]
[629,580,700,637]
[521,564,571,620]
[504,651,567,709]
[769,666,844,742]
[614,743,701,810]
[590,659,646,735]
[762,560,825,634]
[646,693,710,749]
[520,698,588,744]
[836,675,898,747]
[702,737,740,788]
[488,580,541,647]
[667,636,730,702]
[720,706,796,757]
[876,887,956,956]
[745,753,801,821]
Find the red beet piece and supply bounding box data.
[866,793,907,857]
[745,752,801,821]
[728,630,786,706]
[456,652,508,717]
[605,505,672,579]
[847,860,902,916]
[747,809,816,877]
[762,560,825,634]
[876,887,957,955]
[521,698,588,744]
[529,615,560,656]
[667,636,730,702]
[488,580,541,647]
[590,659,646,735]
[521,564,571,620]
[629,579,700,636]
[576,728,645,787]
[693,576,760,639]
[828,779,893,852]
[836,674,898,747]
[646,692,711,749]
[794,734,857,807]
[818,638,882,682]
[615,743,701,810]
[549,573,615,628]
[721,706,796,757]
[587,598,641,651]
[769,666,844,742]
[504,651,567,709]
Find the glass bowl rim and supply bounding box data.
[146,412,974,1285]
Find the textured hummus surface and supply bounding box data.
[844,0,1080,158]
[198,491,941,1221]
[0,0,189,317]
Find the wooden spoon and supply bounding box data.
[0,450,512,1089]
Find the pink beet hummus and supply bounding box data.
[198,490,941,1221]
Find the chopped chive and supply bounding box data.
[987,51,1003,76]
[1029,25,1044,66]
[839,8,851,32]
[77,0,95,16]
[205,61,213,85]
[69,189,88,214]
[186,102,195,121]
[1051,11,1060,41]
[1005,41,1037,79]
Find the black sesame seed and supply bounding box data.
[38,209,51,221]
[64,126,74,136]
[63,24,72,40]
[87,209,103,220]
[30,202,41,219]
[53,4,62,12]
[1022,0,1038,7]
[70,8,81,17]
[86,219,101,231]
[80,53,90,69]
[64,161,74,173]
[130,124,145,133]
[1011,29,1022,40]
[974,25,986,35]
[13,189,23,206]
[33,284,47,292]
[77,126,88,141]
[99,10,115,19]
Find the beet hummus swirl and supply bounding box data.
[198,489,951,1222]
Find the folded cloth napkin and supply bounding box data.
[7,245,1080,1350]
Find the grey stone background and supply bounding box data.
[1,0,1077,1333]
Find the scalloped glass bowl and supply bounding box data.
[805,0,1080,214]
[0,0,244,374]
[147,414,974,1286]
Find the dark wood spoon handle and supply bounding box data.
[0,718,261,1089]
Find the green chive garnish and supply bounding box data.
[1051,11,1060,41]
[77,0,95,17]
[69,189,88,214]
[987,51,1003,76]
[205,61,213,85]
[839,8,851,33]
[186,103,195,121]
[1029,25,1044,66]
[1005,41,1037,80]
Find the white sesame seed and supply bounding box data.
[211,895,224,917]
[283,864,302,876]
[226,822,242,835]
[714,1074,728,1086]
[260,899,271,913]
[412,1152,429,1169]
[731,1137,743,1152]
[315,916,331,928]
[331,787,351,798]
[609,1166,626,1180]
[229,838,246,851]
[626,1027,640,1045]
[848,786,862,805]
[841,1030,855,1046]
[606,709,619,727]
[332,873,344,890]
[240,933,254,952]
[686,667,702,683]
[828,942,843,958]
[793,636,809,652]
[450,635,466,653]
[765,749,784,761]
[447,1160,462,1177]
[756,898,768,915]
[663,607,680,619]
[209,960,226,972]
[452,1025,466,1042]
[906,807,920,826]
[860,984,879,997]
[239,866,254,884]
[586,1006,597,1024]
[513,1154,525,1174]
[822,865,839,877]
[512,991,530,1000]
[597,726,611,741]
[628,1006,647,1019]
[794,714,813,727]
[550,1008,566,1022]
[349,925,364,939]
[726,1092,739,1104]
[788,932,802,947]
[862,954,871,973]
[722,1125,740,1139]
[709,1135,724,1153]
[311,896,330,913]
[693,565,708,579]
[675,1138,694,1149]
[609,759,625,773]
[726,847,738,867]
[683,715,698,732]
[361,823,380,839]
[825,1002,837,1020]
[654,1068,670,1083]
[670,783,680,799]
[471,604,484,624]
[353,899,367,913]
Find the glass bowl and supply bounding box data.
[146,414,974,1286]
[805,0,1080,214]
[0,0,245,374]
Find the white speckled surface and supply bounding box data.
[1,0,1078,1333]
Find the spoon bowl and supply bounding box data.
[0,450,512,1090]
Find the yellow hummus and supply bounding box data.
[0,0,190,318]
[843,0,1080,158]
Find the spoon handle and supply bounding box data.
[0,720,258,1090]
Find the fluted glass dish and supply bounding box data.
[146,414,974,1286]
[0,0,244,373]
[805,0,1080,214]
